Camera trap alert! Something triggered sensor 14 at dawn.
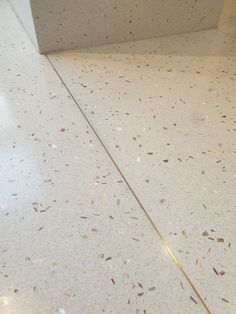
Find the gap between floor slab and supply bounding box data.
[45,55,212,314]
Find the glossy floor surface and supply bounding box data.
[0,0,235,313]
[49,21,236,314]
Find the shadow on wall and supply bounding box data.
[50,29,236,58]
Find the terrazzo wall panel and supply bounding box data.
[9,0,224,53]
[8,0,38,49]
[32,0,224,53]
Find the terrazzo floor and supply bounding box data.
[0,0,235,313]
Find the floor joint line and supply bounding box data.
[46,54,212,314]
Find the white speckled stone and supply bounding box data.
[49,29,236,314]
[11,0,224,52]
[0,1,208,313]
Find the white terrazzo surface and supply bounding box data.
[48,28,236,314]
[31,0,223,52]
[0,1,211,313]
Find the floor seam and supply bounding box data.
[45,54,212,314]
[218,28,236,40]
